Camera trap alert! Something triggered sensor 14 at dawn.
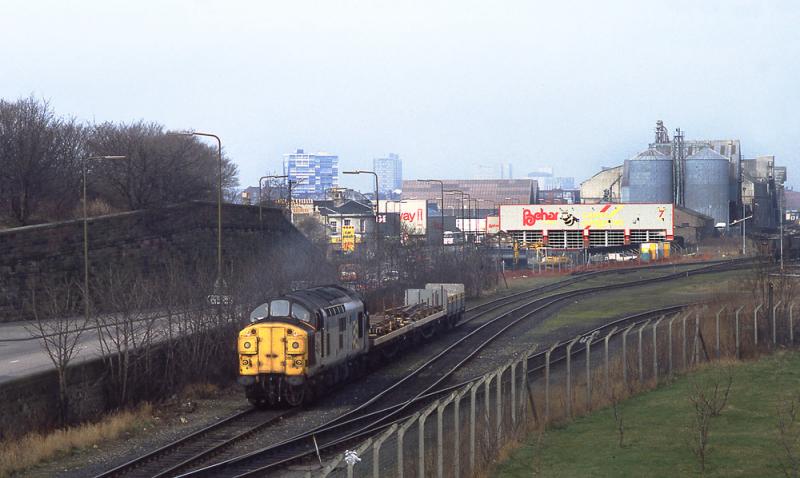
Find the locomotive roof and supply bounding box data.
[283,285,361,311]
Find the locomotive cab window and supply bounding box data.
[291,304,311,323]
[270,299,290,317]
[357,312,364,338]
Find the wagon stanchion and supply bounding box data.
[716,306,726,359]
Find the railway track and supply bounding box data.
[170,258,752,477]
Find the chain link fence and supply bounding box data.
[315,298,796,477]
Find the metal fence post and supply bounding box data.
[372,424,398,478]
[694,310,701,365]
[638,319,651,383]
[622,324,635,389]
[735,306,743,359]
[773,300,783,345]
[652,316,664,381]
[544,342,558,425]
[715,306,726,359]
[396,412,420,478]
[453,385,471,478]
[437,392,457,478]
[418,399,440,478]
[668,313,679,375]
[791,303,795,345]
[566,336,580,419]
[754,303,763,349]
[604,326,617,397]
[585,334,593,411]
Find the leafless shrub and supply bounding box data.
[686,386,713,472]
[684,366,732,473]
[26,278,88,426]
[776,392,800,478]
[611,395,625,448]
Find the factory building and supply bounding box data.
[580,120,786,233]
[401,179,537,218]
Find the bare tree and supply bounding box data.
[87,121,239,211]
[27,278,88,426]
[0,96,86,226]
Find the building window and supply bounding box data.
[329,221,337,231]
[731,144,737,155]
[720,145,726,156]
[344,219,351,226]
[360,219,366,232]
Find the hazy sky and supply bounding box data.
[3,1,799,191]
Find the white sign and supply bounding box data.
[384,200,428,235]
[499,204,674,232]
[486,215,500,234]
[207,294,233,305]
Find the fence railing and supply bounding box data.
[318,299,796,477]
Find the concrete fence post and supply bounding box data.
[754,303,763,349]
[510,361,517,425]
[791,303,795,345]
[418,399,440,478]
[652,316,664,381]
[372,424,398,478]
[773,300,783,345]
[604,326,617,397]
[496,368,503,442]
[622,324,636,389]
[544,342,559,425]
[521,347,533,421]
[682,312,689,370]
[396,412,420,478]
[638,319,651,383]
[735,306,744,359]
[668,313,679,375]
[715,306,726,359]
[566,336,581,419]
[469,377,487,476]
[453,385,471,478]
[694,310,701,365]
[586,334,593,411]
[437,392,457,478]
[484,374,492,441]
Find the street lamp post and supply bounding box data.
[286,177,306,224]
[421,179,445,249]
[344,170,381,280]
[259,175,288,225]
[168,131,225,290]
[463,193,472,242]
[445,189,465,241]
[82,155,126,323]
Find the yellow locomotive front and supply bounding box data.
[238,298,314,407]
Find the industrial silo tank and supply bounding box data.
[684,147,730,226]
[622,148,673,203]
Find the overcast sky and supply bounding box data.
[3,0,799,191]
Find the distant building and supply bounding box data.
[373,153,402,199]
[402,179,537,219]
[527,168,573,190]
[500,162,513,179]
[283,149,339,198]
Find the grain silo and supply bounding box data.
[684,147,730,225]
[621,148,673,203]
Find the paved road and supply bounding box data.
[0,311,195,384]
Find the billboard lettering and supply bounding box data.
[500,204,673,232]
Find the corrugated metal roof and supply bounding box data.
[630,148,670,161]
[686,147,729,161]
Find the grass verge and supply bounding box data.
[493,350,800,477]
[0,403,153,478]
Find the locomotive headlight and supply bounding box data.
[291,341,300,349]
[294,359,303,366]
[244,342,251,349]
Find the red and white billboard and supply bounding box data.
[485,215,500,234]
[384,200,428,235]
[500,204,673,232]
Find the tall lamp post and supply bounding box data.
[259,174,287,225]
[463,193,473,242]
[344,170,380,280]
[421,179,445,249]
[82,155,126,322]
[168,131,225,290]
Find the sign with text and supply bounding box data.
[341,225,356,252]
[383,200,428,235]
[499,204,674,232]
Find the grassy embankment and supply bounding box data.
[493,350,800,477]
